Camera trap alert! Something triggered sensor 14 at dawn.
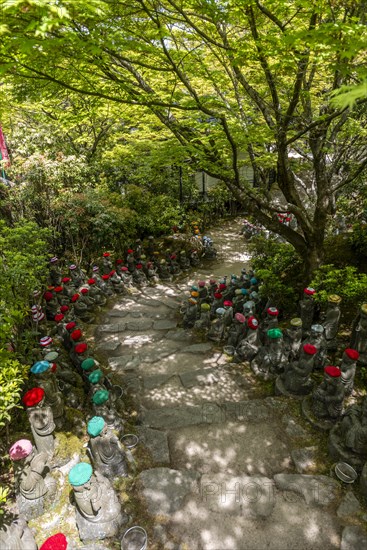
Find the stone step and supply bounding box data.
[140,367,251,409]
[140,396,288,430]
[137,467,342,550]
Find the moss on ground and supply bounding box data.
[54,431,88,461]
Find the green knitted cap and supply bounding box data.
[68,462,93,486]
[92,389,109,405]
[267,328,283,339]
[290,318,302,327]
[44,351,59,362]
[88,369,103,384]
[201,303,210,311]
[87,416,105,437]
[81,358,95,371]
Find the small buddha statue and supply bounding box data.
[283,317,303,360]
[0,517,37,550]
[207,307,226,342]
[87,416,128,478]
[9,439,56,519]
[102,252,113,275]
[107,270,124,293]
[210,292,224,319]
[304,324,327,370]
[339,396,367,455]
[197,281,208,302]
[48,256,62,286]
[311,366,345,421]
[322,294,342,351]
[126,249,136,273]
[251,328,288,380]
[222,300,234,328]
[299,287,316,337]
[22,388,55,458]
[68,462,126,541]
[242,300,256,321]
[350,303,367,365]
[157,259,171,280]
[30,360,64,429]
[146,261,159,283]
[233,288,247,314]
[260,307,279,344]
[280,343,317,395]
[235,316,261,362]
[194,303,212,330]
[87,278,107,306]
[227,312,247,348]
[340,348,359,396]
[69,264,86,288]
[182,298,198,329]
[133,264,148,286]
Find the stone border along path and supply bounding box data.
[93,220,367,550]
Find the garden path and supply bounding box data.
[95,220,364,550]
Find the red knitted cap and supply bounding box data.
[71,329,82,341]
[303,343,317,355]
[74,342,87,354]
[22,387,45,407]
[324,366,341,378]
[247,316,259,329]
[345,348,359,361]
[40,533,67,550]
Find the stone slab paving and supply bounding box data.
[168,493,341,550]
[141,368,247,408]
[138,467,200,516]
[92,219,366,549]
[340,526,367,550]
[135,427,170,465]
[168,421,293,476]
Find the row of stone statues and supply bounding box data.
[4,229,219,548]
[178,267,367,475]
[4,253,155,547]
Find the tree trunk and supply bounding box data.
[303,243,324,284]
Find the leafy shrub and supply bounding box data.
[248,236,303,313]
[349,222,367,260]
[124,185,184,236]
[0,486,9,516]
[0,353,27,432]
[310,264,367,310]
[0,220,51,349]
